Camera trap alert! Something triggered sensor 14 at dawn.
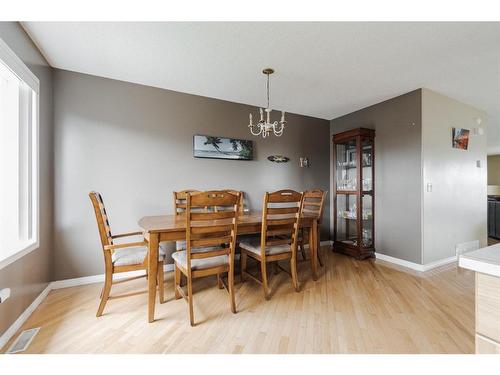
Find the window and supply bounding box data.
[0,38,39,269]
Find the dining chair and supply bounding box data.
[298,189,328,267]
[168,190,202,252]
[215,190,245,214]
[239,189,304,300]
[172,190,240,326]
[89,191,166,317]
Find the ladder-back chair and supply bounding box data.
[298,189,328,267]
[239,189,304,300]
[172,190,240,326]
[89,191,166,317]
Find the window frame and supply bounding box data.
[0,37,40,270]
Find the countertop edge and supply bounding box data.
[459,256,500,277]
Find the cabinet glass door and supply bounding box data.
[336,140,357,191]
[336,194,358,245]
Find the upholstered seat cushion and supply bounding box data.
[239,238,292,256]
[112,246,166,267]
[172,248,229,271]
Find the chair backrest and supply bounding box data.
[260,189,304,257]
[173,190,201,215]
[89,191,113,248]
[301,189,327,224]
[185,190,240,272]
[215,190,245,214]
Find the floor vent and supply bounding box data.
[5,327,40,354]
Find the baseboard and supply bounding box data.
[375,253,457,272]
[0,283,51,350]
[51,263,175,290]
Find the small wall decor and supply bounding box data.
[193,135,253,160]
[452,127,470,150]
[267,155,289,163]
[299,157,310,168]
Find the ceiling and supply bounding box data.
[22,22,500,153]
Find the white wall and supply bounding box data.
[421,89,488,264]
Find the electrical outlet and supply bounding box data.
[426,183,433,192]
[0,288,11,303]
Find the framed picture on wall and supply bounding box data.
[193,135,253,160]
[452,127,470,150]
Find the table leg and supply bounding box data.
[148,232,159,323]
[309,220,318,281]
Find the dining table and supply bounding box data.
[138,211,320,323]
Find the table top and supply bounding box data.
[459,243,500,278]
[138,210,317,233]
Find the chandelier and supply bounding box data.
[248,68,286,138]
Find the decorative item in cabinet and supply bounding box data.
[332,128,375,259]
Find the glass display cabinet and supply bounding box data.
[332,128,375,259]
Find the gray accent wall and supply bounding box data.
[330,90,423,263]
[0,23,53,337]
[52,69,330,280]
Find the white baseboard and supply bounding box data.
[0,283,51,350]
[375,253,457,272]
[0,263,175,350]
[51,263,175,290]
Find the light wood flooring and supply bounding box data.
[3,248,475,354]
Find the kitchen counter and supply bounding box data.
[459,244,500,354]
[459,244,500,277]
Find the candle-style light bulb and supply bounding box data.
[259,108,264,122]
[249,113,252,125]
[281,111,285,123]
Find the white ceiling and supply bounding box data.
[22,22,500,153]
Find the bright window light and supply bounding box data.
[0,38,39,269]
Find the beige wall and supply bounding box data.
[330,90,423,263]
[0,23,53,337]
[488,155,500,186]
[421,88,487,263]
[52,69,330,280]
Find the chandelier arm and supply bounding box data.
[249,124,263,136]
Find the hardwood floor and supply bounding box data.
[3,248,475,354]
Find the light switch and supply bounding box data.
[476,160,481,168]
[426,183,433,192]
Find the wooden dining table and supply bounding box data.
[138,211,319,322]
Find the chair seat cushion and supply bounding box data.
[172,248,229,271]
[112,246,166,267]
[239,238,291,256]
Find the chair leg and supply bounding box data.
[97,269,112,317]
[261,261,270,300]
[187,276,195,326]
[300,228,307,261]
[157,261,165,304]
[317,227,324,267]
[174,264,181,300]
[291,256,299,292]
[229,267,236,314]
[273,261,280,275]
[240,252,247,282]
[217,272,224,289]
[317,246,324,267]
